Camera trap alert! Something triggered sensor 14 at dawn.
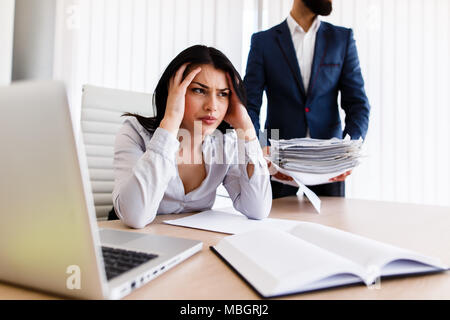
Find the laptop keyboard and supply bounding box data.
[101,246,158,281]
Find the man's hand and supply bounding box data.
[263,146,294,182]
[329,170,352,182]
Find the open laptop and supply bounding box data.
[0,81,202,299]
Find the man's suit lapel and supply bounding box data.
[275,21,306,98]
[307,23,328,98]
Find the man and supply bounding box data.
[244,0,370,199]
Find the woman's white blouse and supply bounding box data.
[112,118,272,228]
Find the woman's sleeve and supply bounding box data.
[222,137,272,220]
[112,123,179,229]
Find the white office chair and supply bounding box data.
[80,85,154,220]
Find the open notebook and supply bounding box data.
[210,223,448,298]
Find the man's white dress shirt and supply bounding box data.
[286,13,321,94]
[286,13,321,138]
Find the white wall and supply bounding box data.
[0,0,15,85]
[12,0,56,81]
[54,0,246,132]
[262,0,450,207]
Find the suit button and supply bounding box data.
[305,107,310,113]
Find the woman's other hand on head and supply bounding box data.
[161,63,202,136]
[223,73,256,141]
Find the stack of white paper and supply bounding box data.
[269,137,363,186]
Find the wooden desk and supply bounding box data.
[1,196,449,299]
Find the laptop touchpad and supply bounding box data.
[99,229,147,246]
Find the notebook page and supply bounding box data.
[288,222,446,279]
[380,259,447,277]
[214,228,367,297]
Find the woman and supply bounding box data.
[112,45,272,229]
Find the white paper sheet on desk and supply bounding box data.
[163,208,301,235]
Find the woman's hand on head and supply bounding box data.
[223,73,257,141]
[160,63,202,136]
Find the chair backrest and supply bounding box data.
[80,85,154,220]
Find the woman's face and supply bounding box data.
[181,64,230,137]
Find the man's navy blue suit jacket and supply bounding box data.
[244,20,370,142]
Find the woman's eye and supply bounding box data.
[219,91,229,97]
[192,88,205,94]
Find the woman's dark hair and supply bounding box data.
[124,45,247,134]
